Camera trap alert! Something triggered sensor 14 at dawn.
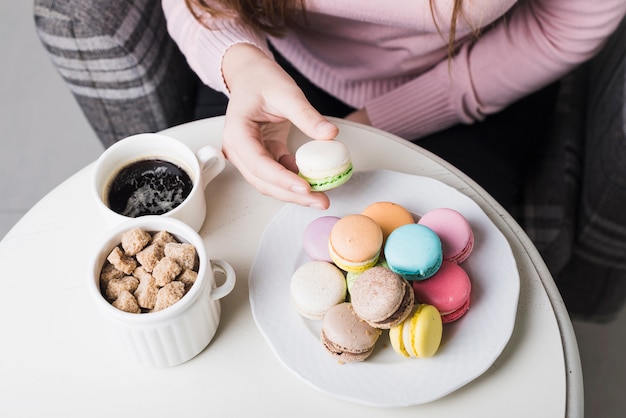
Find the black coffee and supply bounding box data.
[106,159,193,217]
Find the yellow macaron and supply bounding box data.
[389,303,443,358]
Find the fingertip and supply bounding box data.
[308,202,329,210]
[287,101,338,140]
[315,120,339,139]
[289,180,330,210]
[308,192,330,210]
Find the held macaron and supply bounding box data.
[389,303,443,358]
[384,223,443,281]
[321,302,382,363]
[295,139,353,191]
[411,260,471,323]
[328,214,383,273]
[302,216,340,262]
[361,201,415,242]
[350,266,414,329]
[290,261,347,320]
[418,208,474,263]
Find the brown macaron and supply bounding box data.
[321,302,382,363]
[350,266,415,329]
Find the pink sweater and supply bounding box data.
[162,0,626,140]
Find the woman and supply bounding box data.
[162,0,626,211]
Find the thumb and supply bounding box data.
[278,93,339,140]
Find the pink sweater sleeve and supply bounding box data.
[366,0,626,140]
[161,0,271,94]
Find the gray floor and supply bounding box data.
[2,3,624,417]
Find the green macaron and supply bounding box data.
[295,139,353,191]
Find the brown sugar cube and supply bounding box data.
[152,230,177,247]
[106,246,137,275]
[121,228,151,256]
[99,262,126,290]
[178,269,198,292]
[152,257,182,287]
[132,266,152,281]
[112,290,141,314]
[105,276,140,301]
[164,242,197,270]
[134,273,159,310]
[154,281,185,311]
[135,243,164,272]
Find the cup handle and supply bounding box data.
[209,259,236,301]
[196,145,226,187]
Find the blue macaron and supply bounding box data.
[384,224,443,281]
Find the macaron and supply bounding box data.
[295,139,353,191]
[345,259,388,295]
[321,302,382,363]
[389,303,443,358]
[302,216,340,262]
[361,201,415,242]
[411,260,471,323]
[328,214,383,273]
[350,266,414,329]
[418,208,474,263]
[384,223,443,281]
[290,261,347,320]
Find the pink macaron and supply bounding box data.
[302,216,341,262]
[411,261,471,323]
[418,208,474,263]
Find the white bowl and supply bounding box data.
[88,216,236,367]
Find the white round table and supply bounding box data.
[0,117,582,417]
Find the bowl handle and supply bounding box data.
[209,259,236,300]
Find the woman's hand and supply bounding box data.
[221,43,338,209]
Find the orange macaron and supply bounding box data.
[328,214,383,273]
[361,201,415,242]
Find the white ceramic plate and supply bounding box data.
[249,170,520,407]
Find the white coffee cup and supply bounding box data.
[88,216,236,367]
[92,133,226,232]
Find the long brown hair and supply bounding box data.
[430,0,465,59]
[184,0,305,37]
[186,0,465,57]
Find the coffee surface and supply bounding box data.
[107,159,193,217]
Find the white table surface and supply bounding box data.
[0,117,582,417]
